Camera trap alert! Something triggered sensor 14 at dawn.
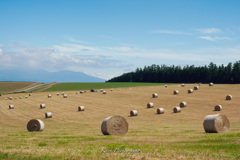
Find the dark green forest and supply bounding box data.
[107,61,240,83]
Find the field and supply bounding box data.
[43,82,170,92]
[0,84,240,159]
[0,82,42,93]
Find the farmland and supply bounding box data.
[0,84,240,159]
[0,82,42,93]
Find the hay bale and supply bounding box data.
[173,107,181,113]
[188,89,193,93]
[173,90,179,95]
[147,102,154,108]
[203,114,230,133]
[130,110,138,116]
[152,93,158,98]
[181,83,185,87]
[80,91,84,94]
[101,115,128,135]
[100,89,103,92]
[209,82,213,86]
[180,102,187,108]
[61,92,64,95]
[25,95,28,98]
[63,94,67,98]
[19,96,22,99]
[156,108,164,114]
[215,105,222,111]
[40,104,46,109]
[27,119,44,132]
[56,93,59,96]
[165,85,167,88]
[9,104,14,109]
[29,93,32,96]
[194,86,199,90]
[9,97,12,100]
[110,89,113,91]
[78,106,85,111]
[48,94,51,98]
[45,112,52,118]
[226,95,232,100]
[103,91,107,94]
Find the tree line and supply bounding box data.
[107,61,240,83]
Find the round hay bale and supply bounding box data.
[56,93,59,96]
[157,108,164,114]
[209,82,213,86]
[181,83,185,87]
[48,94,51,98]
[63,94,67,98]
[203,114,230,133]
[27,119,44,132]
[188,89,193,93]
[152,93,158,98]
[173,90,179,95]
[9,104,14,109]
[25,95,28,98]
[173,107,181,113]
[215,105,222,111]
[180,102,187,108]
[101,115,128,135]
[78,106,85,111]
[194,86,199,90]
[110,89,113,91]
[100,89,103,92]
[29,93,32,96]
[19,96,22,99]
[80,91,84,94]
[147,102,154,108]
[45,112,52,118]
[165,85,167,88]
[226,95,232,100]
[61,92,64,95]
[103,91,106,94]
[40,104,46,109]
[130,110,138,116]
[9,97,12,100]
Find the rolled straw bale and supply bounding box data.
[101,115,128,135]
[181,83,185,87]
[173,107,181,113]
[130,110,138,116]
[203,114,230,133]
[194,86,199,90]
[9,97,12,100]
[110,89,113,91]
[152,93,158,98]
[25,95,28,98]
[226,95,232,100]
[84,91,87,93]
[80,91,84,94]
[29,93,32,96]
[103,91,107,94]
[62,92,64,95]
[209,82,213,86]
[40,104,46,109]
[100,89,103,92]
[180,102,187,108]
[165,85,167,88]
[45,112,52,118]
[48,94,51,98]
[78,106,85,111]
[147,102,154,108]
[9,104,14,109]
[19,96,22,99]
[27,119,44,132]
[173,90,179,95]
[157,108,164,114]
[215,105,222,111]
[63,94,67,98]
[56,93,59,96]
[188,89,193,93]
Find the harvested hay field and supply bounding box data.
[0,84,240,159]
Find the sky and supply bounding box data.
[0,0,240,80]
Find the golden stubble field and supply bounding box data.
[0,84,240,159]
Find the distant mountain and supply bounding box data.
[0,69,106,83]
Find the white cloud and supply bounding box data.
[151,30,190,35]
[195,28,221,34]
[0,48,2,54]
[199,36,231,41]
[104,46,132,52]
[53,44,100,53]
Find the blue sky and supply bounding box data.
[0,0,240,80]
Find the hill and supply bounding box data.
[0,69,106,83]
